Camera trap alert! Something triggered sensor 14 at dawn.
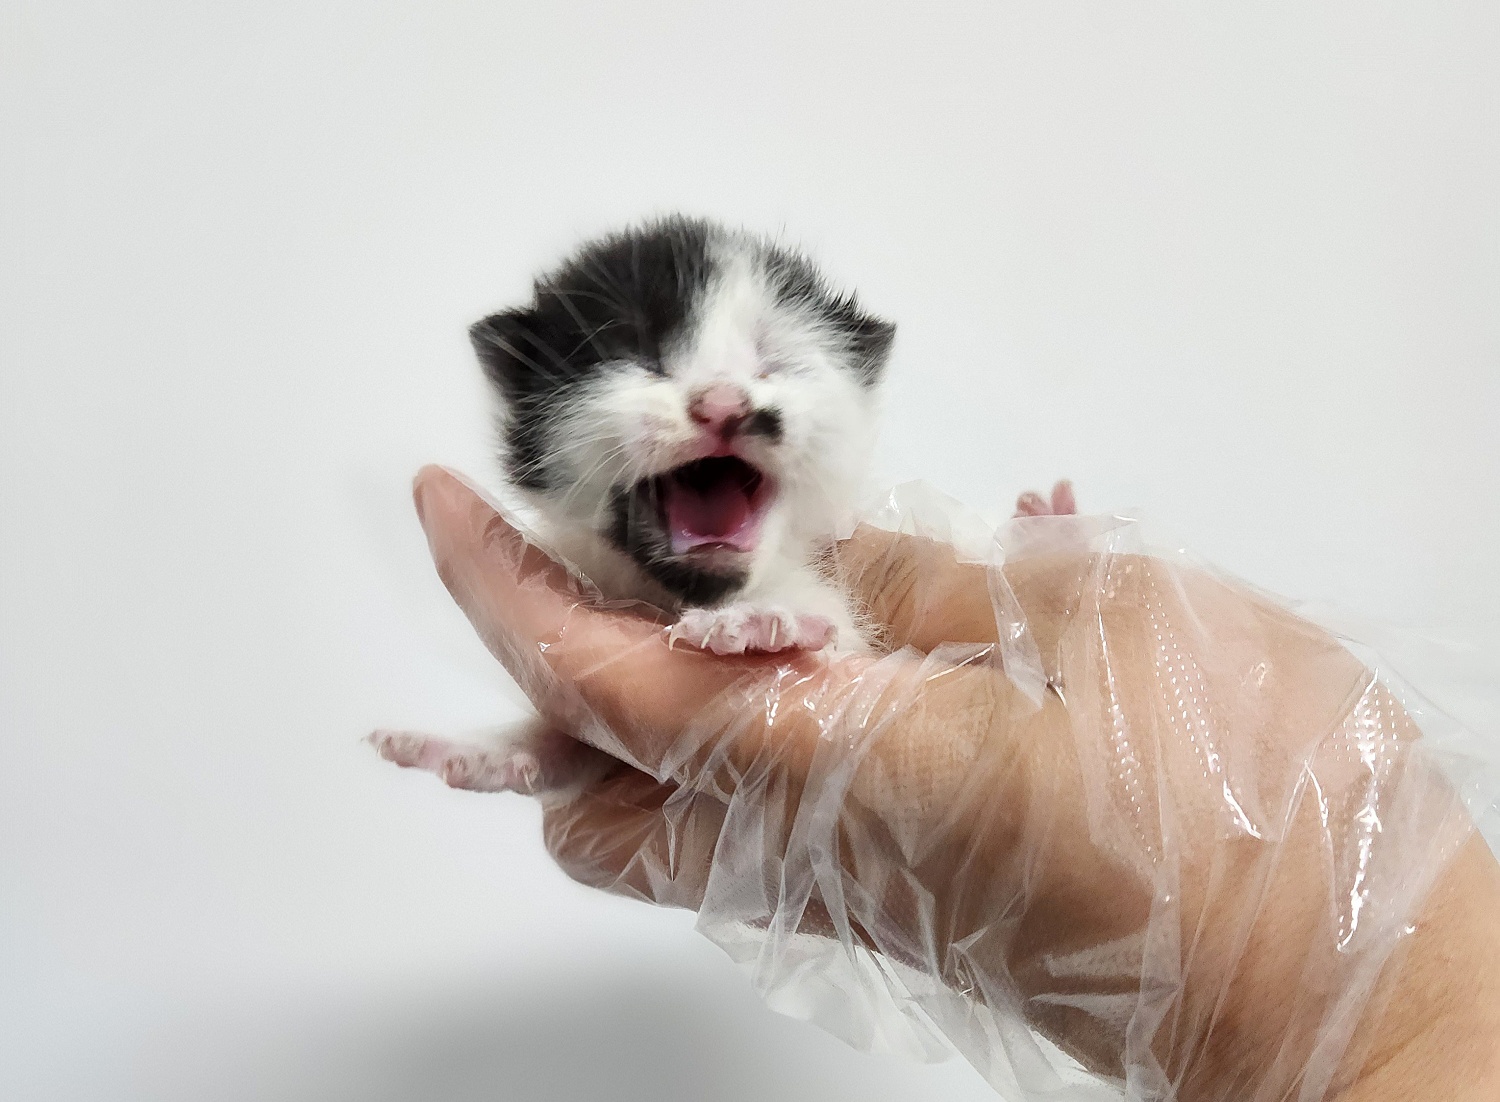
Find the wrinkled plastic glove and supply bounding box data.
[401,465,1500,1102]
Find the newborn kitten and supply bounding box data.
[372,217,894,794]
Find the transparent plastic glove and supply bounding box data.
[402,466,1500,1102]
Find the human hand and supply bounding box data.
[403,466,1500,1101]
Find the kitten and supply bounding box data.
[372,217,894,794]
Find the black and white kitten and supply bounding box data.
[372,217,894,793]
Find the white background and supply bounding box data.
[3,3,1496,1099]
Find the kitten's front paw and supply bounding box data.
[667,605,837,655]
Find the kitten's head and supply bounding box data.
[471,217,893,606]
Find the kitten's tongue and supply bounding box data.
[663,463,761,553]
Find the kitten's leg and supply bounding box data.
[368,719,609,796]
[1014,479,1077,517]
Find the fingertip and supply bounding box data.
[410,466,527,558]
[411,464,446,527]
[412,464,474,529]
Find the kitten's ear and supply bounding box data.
[469,308,557,396]
[848,313,896,385]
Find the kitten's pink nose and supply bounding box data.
[688,384,751,436]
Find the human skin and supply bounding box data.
[409,465,1500,1101]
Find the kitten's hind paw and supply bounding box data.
[368,729,542,794]
[1014,479,1077,518]
[667,605,837,655]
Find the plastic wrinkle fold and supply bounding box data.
[418,472,1500,1102]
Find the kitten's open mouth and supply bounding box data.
[653,456,773,555]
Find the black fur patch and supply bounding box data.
[743,408,783,441]
[471,216,716,490]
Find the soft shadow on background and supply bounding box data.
[41,956,1004,1101]
[2,1,1496,1099]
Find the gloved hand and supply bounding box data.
[398,465,1500,1102]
